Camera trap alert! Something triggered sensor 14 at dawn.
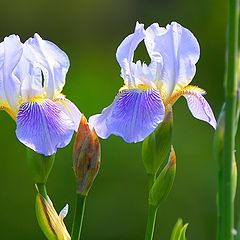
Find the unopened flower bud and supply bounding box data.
[149,146,176,206]
[170,218,188,240]
[35,193,70,240]
[142,104,173,175]
[73,115,100,195]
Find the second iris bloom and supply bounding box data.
[0,34,81,156]
[89,22,216,143]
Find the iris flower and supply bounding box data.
[89,22,216,143]
[0,34,81,156]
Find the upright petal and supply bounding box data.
[24,33,70,98]
[89,88,165,143]
[145,22,200,99]
[15,45,44,100]
[53,96,82,131]
[181,86,216,128]
[16,99,75,156]
[2,35,23,111]
[116,22,145,86]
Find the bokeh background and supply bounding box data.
[0,0,239,239]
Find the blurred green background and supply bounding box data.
[0,0,239,239]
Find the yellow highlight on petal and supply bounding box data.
[119,84,151,93]
[29,96,45,103]
[0,104,17,120]
[169,85,206,105]
[137,84,151,90]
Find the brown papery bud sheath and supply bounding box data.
[73,115,101,195]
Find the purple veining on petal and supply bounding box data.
[184,92,216,129]
[16,99,75,156]
[90,88,165,143]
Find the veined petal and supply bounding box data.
[2,35,23,111]
[145,22,200,99]
[181,86,216,129]
[89,88,165,143]
[53,96,82,132]
[116,22,145,86]
[24,33,70,99]
[16,99,75,156]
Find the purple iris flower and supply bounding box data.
[89,22,216,143]
[0,34,81,156]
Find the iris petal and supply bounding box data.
[89,88,165,143]
[16,99,75,156]
[182,87,216,129]
[116,22,145,86]
[145,22,200,99]
[1,35,23,111]
[53,97,82,131]
[24,33,70,99]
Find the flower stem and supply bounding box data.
[144,204,158,240]
[71,194,87,240]
[36,183,48,199]
[145,173,158,240]
[219,0,239,239]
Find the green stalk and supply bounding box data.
[36,183,48,199]
[145,173,158,240]
[71,194,87,240]
[219,0,239,239]
[144,204,158,240]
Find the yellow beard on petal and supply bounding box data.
[169,85,206,105]
[29,96,46,103]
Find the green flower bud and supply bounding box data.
[170,218,188,240]
[149,146,176,206]
[35,193,70,240]
[73,115,100,195]
[142,104,173,175]
[26,149,55,184]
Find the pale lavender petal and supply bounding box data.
[183,88,216,129]
[16,99,75,156]
[0,41,5,105]
[24,33,70,98]
[53,97,82,131]
[145,22,200,98]
[116,22,145,86]
[2,35,23,110]
[89,88,165,143]
[15,45,44,99]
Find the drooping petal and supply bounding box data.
[145,22,200,99]
[116,22,145,86]
[2,35,23,111]
[16,99,75,156]
[181,86,216,129]
[53,96,82,131]
[89,88,165,143]
[24,33,70,98]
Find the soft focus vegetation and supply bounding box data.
[0,0,239,239]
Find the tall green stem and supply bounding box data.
[219,0,239,239]
[71,194,87,240]
[145,173,158,240]
[145,204,158,240]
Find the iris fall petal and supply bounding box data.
[89,88,165,143]
[16,99,75,156]
[182,87,216,129]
